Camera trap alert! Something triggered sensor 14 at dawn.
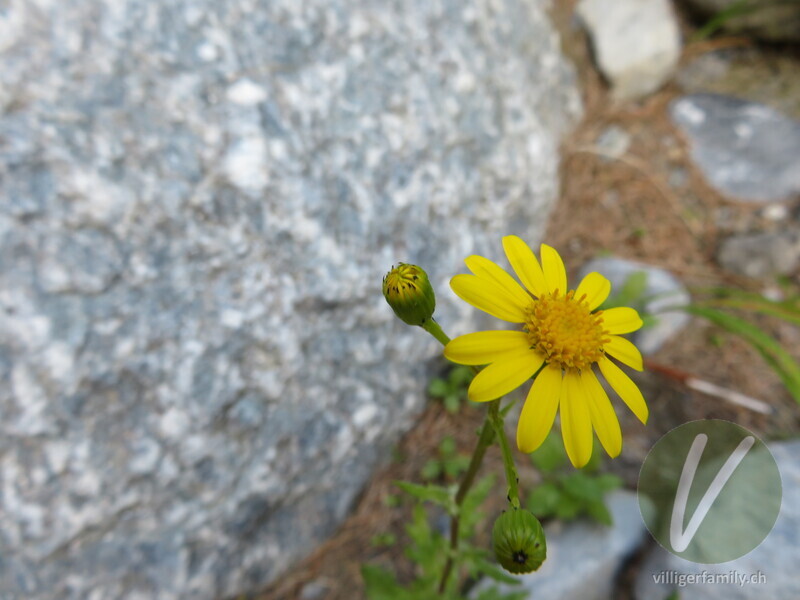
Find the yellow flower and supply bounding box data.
[444,236,648,468]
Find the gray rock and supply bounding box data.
[680,0,800,43]
[577,0,681,100]
[635,440,800,600]
[0,1,581,599]
[717,230,800,279]
[579,258,691,355]
[473,491,648,600]
[671,94,800,203]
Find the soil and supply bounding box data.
[253,3,800,600]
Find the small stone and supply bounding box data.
[596,125,632,159]
[577,0,681,100]
[671,94,800,203]
[717,231,800,279]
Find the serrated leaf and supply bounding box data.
[585,500,614,526]
[561,472,604,503]
[527,481,561,518]
[361,564,408,600]
[473,588,528,600]
[471,556,522,585]
[395,481,456,513]
[554,493,582,520]
[460,475,495,535]
[594,473,623,492]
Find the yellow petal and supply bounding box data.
[541,244,568,297]
[600,307,643,334]
[464,255,532,308]
[604,335,644,371]
[560,370,593,468]
[517,364,563,453]
[444,330,533,366]
[580,370,622,458]
[598,356,648,424]
[467,352,544,403]
[502,235,547,297]
[450,274,527,323]
[575,272,611,311]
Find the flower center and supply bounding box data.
[524,290,609,371]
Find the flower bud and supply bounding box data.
[382,263,436,326]
[492,508,546,574]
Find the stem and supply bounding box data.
[489,401,520,509]
[421,318,451,346]
[420,319,516,594]
[438,402,496,594]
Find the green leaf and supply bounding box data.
[554,492,583,521]
[585,500,614,526]
[420,460,442,481]
[529,432,566,473]
[450,365,473,387]
[692,0,753,40]
[370,532,398,547]
[684,305,800,404]
[428,378,449,398]
[470,555,522,585]
[527,481,561,518]
[395,481,456,513]
[460,475,495,535]
[383,494,401,508]
[473,588,528,600]
[361,564,408,600]
[444,394,460,413]
[561,471,604,503]
[601,271,649,310]
[706,295,800,327]
[439,436,457,456]
[594,473,623,492]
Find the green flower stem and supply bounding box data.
[438,403,496,594]
[489,401,521,509]
[421,318,451,346]
[422,319,492,593]
[421,319,520,593]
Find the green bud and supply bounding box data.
[492,508,546,574]
[382,263,436,326]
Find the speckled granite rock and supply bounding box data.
[0,1,580,598]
